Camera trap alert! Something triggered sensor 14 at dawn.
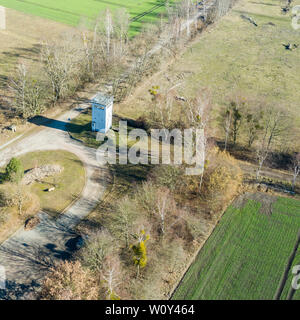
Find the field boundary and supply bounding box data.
[169,193,238,299]
[130,1,166,23]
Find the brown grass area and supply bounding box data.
[0,8,73,77]
[0,192,40,244]
[0,8,76,146]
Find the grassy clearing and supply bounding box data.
[0,8,71,78]
[116,0,300,131]
[18,150,85,215]
[0,0,172,35]
[0,150,85,242]
[172,193,300,300]
[0,150,86,215]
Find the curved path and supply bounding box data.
[0,101,108,299]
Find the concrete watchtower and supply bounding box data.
[91,93,113,133]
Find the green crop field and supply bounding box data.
[0,0,171,34]
[173,193,300,300]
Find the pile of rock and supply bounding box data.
[23,164,63,185]
[24,216,40,230]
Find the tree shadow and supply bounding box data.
[28,116,84,133]
[0,172,6,184]
[0,279,40,300]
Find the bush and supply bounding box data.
[135,181,157,217]
[149,165,185,191]
[5,158,24,183]
[80,231,115,273]
[0,188,12,207]
[0,183,40,217]
[0,208,8,225]
[41,261,98,300]
[201,149,243,211]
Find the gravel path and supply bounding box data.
[0,100,108,300]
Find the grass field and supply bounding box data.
[0,0,170,34]
[116,0,300,140]
[18,150,85,215]
[172,193,300,300]
[0,8,72,82]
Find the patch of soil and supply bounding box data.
[232,192,277,216]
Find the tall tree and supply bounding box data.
[9,64,45,118]
[244,110,263,148]
[186,89,211,191]
[291,152,300,191]
[230,101,242,146]
[5,157,24,183]
[102,255,122,300]
[41,39,80,101]
[255,107,287,180]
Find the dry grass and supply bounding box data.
[0,8,74,145]
[0,8,72,77]
[0,188,40,244]
[18,150,86,216]
[116,0,300,141]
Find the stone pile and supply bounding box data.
[23,164,63,185]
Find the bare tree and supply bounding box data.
[114,8,130,57]
[231,102,242,146]
[291,152,300,191]
[223,108,232,151]
[180,0,193,38]
[186,89,211,191]
[41,39,80,101]
[80,231,114,273]
[102,255,121,300]
[108,196,137,247]
[15,182,26,216]
[9,64,26,117]
[9,64,45,118]
[156,188,171,237]
[155,188,184,238]
[255,107,287,180]
[148,82,182,134]
[216,0,233,18]
[244,108,263,148]
[105,9,113,57]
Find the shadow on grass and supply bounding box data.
[0,280,40,300]
[28,116,83,133]
[249,1,280,6]
[110,163,153,190]
[0,172,6,184]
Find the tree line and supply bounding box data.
[7,0,237,120]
